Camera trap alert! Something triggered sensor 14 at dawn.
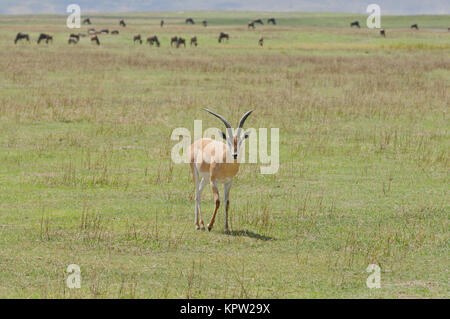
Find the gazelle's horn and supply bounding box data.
[236,110,253,136]
[203,108,232,130]
[237,110,253,129]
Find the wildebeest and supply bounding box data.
[37,33,52,44]
[218,32,229,43]
[202,20,207,27]
[146,36,160,47]
[91,35,100,45]
[68,37,78,45]
[411,24,419,30]
[100,29,109,34]
[111,30,119,35]
[253,19,264,25]
[160,20,164,27]
[133,34,142,44]
[119,19,126,27]
[380,29,386,37]
[82,18,91,25]
[177,37,186,48]
[186,18,195,24]
[259,37,264,47]
[170,36,178,47]
[14,32,30,44]
[69,33,80,41]
[267,18,276,25]
[190,36,198,47]
[248,22,255,29]
[350,21,360,28]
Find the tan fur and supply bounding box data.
[189,138,240,180]
[188,138,242,231]
[188,109,252,231]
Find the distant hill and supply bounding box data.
[1,0,449,15]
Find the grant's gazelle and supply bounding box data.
[188,109,253,231]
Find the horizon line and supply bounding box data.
[1,10,449,17]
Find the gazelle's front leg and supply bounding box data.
[224,182,232,232]
[207,180,220,231]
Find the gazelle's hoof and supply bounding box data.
[207,225,212,231]
[201,227,206,231]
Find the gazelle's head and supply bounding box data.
[204,108,253,160]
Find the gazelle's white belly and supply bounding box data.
[198,171,232,184]
[198,171,210,180]
[215,177,233,184]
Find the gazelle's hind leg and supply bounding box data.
[191,164,206,230]
[197,177,207,230]
[191,163,200,229]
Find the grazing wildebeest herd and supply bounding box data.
[12,17,445,47]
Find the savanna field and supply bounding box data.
[0,12,449,298]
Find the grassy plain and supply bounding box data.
[0,12,448,298]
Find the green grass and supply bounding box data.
[0,11,449,298]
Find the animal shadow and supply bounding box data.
[222,229,275,241]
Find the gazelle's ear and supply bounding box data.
[243,130,251,139]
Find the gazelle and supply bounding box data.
[188,109,253,232]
